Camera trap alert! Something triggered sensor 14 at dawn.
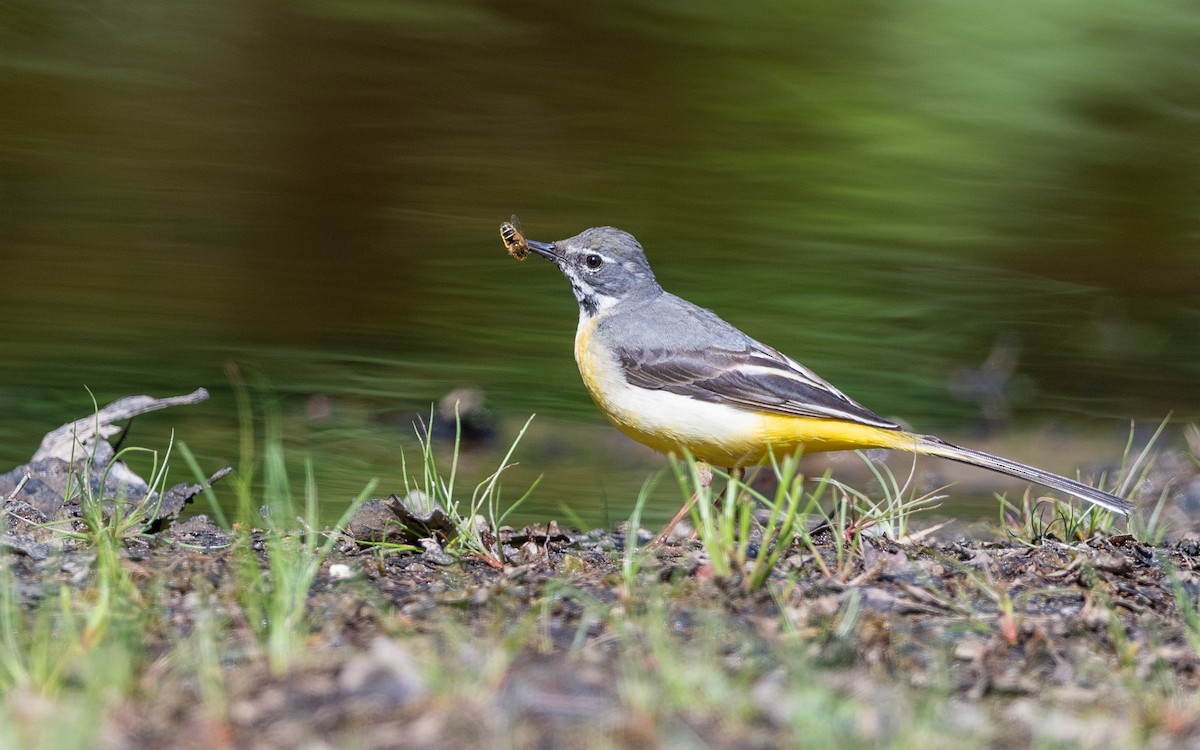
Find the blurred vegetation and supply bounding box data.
[0,0,1196,522]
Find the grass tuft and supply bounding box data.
[216,378,377,673]
[673,450,943,588]
[998,416,1171,544]
[671,451,817,590]
[400,408,539,567]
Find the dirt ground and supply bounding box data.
[6,499,1200,749]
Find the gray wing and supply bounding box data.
[615,343,902,430]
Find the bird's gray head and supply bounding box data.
[524,226,662,317]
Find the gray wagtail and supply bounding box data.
[507,223,1134,516]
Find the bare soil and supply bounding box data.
[7,497,1200,749]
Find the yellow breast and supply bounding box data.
[573,316,916,467]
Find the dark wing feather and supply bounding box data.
[616,345,901,430]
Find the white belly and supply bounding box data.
[573,314,768,466]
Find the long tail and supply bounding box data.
[911,435,1134,516]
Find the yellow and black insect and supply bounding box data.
[500,215,529,260]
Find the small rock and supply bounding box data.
[954,639,987,661]
[167,514,230,547]
[419,537,454,566]
[864,544,914,578]
[339,637,428,707]
[1093,552,1132,574]
[345,498,412,545]
[431,387,495,444]
[0,532,53,560]
[518,540,542,564]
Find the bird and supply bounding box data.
[511,224,1134,517]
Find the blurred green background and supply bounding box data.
[1,0,1198,526]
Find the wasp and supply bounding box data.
[500,214,529,260]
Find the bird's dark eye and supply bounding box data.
[584,254,603,269]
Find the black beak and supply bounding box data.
[525,239,558,262]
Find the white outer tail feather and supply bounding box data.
[913,435,1135,516]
